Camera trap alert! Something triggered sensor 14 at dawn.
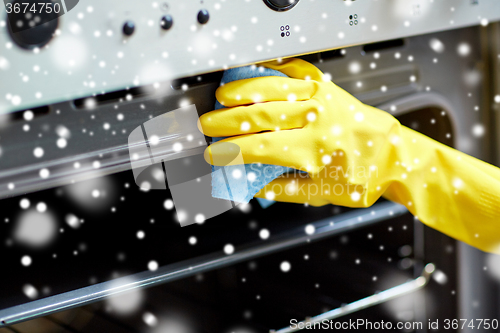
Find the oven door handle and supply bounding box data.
[272,263,436,333]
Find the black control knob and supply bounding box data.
[197,9,210,24]
[6,0,59,49]
[263,0,299,11]
[160,15,173,30]
[122,20,135,36]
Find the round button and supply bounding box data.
[160,15,173,30]
[263,0,299,11]
[197,9,210,24]
[7,0,59,49]
[122,20,135,36]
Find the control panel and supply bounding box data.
[0,0,499,113]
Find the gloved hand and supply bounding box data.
[199,58,500,254]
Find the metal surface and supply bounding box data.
[0,201,408,327]
[272,263,436,333]
[0,18,494,331]
[457,22,500,333]
[0,0,499,113]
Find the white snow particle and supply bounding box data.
[280,261,291,272]
[11,95,21,105]
[164,199,174,210]
[39,168,50,179]
[195,213,205,224]
[472,124,485,137]
[139,181,151,192]
[241,121,250,131]
[33,147,44,158]
[354,112,364,122]
[433,269,448,284]
[224,244,234,255]
[57,138,67,148]
[23,284,38,299]
[351,191,361,202]
[429,38,444,53]
[177,210,187,223]
[36,202,47,213]
[20,198,30,209]
[65,214,80,229]
[307,112,316,122]
[148,260,158,271]
[56,125,70,138]
[305,224,315,235]
[149,135,159,146]
[0,57,9,70]
[21,255,32,266]
[457,43,471,57]
[348,61,361,74]
[232,169,242,179]
[24,110,34,121]
[259,229,270,240]
[173,142,183,152]
[143,312,158,327]
[247,172,256,182]
[265,191,275,200]
[453,178,464,189]
[137,230,145,239]
[331,125,342,136]
[84,98,96,109]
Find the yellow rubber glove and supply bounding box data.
[199,58,500,254]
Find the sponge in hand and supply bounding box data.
[210,65,294,204]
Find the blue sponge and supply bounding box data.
[211,65,293,204]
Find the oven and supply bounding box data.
[1,1,500,332]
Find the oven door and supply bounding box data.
[0,91,460,333]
